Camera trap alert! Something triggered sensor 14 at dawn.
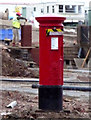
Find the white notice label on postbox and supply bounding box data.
[51,37,58,50]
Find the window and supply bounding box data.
[34,7,36,11]
[52,6,55,13]
[59,5,63,12]
[41,8,44,13]
[47,6,49,13]
[65,5,76,13]
[78,5,82,13]
[22,7,26,17]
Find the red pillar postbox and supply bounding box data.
[36,16,66,111]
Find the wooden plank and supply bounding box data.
[81,47,91,68]
[89,26,91,47]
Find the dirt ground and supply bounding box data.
[0,90,90,119]
[2,47,39,78]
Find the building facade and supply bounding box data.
[0,1,86,24]
[27,1,85,24]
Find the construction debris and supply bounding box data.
[0,90,90,119]
[6,101,17,108]
[1,112,11,116]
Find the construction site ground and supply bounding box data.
[0,44,91,119]
[0,71,90,119]
[0,27,91,119]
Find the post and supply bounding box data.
[36,16,66,111]
[21,25,32,47]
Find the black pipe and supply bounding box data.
[63,86,91,91]
[32,84,39,88]
[1,78,91,84]
[64,81,91,84]
[0,78,39,82]
[32,84,91,91]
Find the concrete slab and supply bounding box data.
[88,58,91,69]
[74,58,86,68]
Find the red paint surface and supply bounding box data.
[36,16,66,85]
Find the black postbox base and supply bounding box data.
[39,85,63,111]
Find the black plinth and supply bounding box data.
[39,85,63,111]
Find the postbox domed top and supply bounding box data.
[36,15,66,24]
